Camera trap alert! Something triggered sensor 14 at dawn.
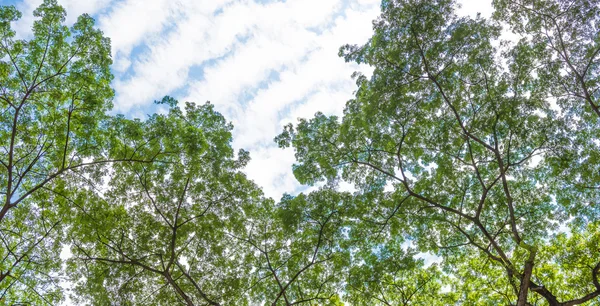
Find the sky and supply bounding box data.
[3,0,494,201]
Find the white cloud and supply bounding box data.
[98,0,179,59]
[244,146,299,198]
[113,0,352,112]
[183,1,380,199]
[60,0,114,23]
[457,0,493,18]
[11,0,114,37]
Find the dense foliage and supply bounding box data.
[278,0,600,305]
[0,0,599,305]
[65,98,262,305]
[0,1,114,303]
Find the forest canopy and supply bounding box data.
[1,0,599,305]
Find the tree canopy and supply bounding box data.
[278,0,600,304]
[0,1,114,303]
[1,0,599,305]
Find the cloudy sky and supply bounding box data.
[6,0,493,200]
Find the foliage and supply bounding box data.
[66,100,264,305]
[277,0,600,305]
[3,0,600,305]
[239,190,349,306]
[0,0,114,303]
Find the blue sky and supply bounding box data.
[4,0,493,200]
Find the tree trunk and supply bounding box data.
[517,257,535,306]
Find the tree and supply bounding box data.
[67,98,266,305]
[67,99,354,306]
[0,0,115,303]
[276,0,600,304]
